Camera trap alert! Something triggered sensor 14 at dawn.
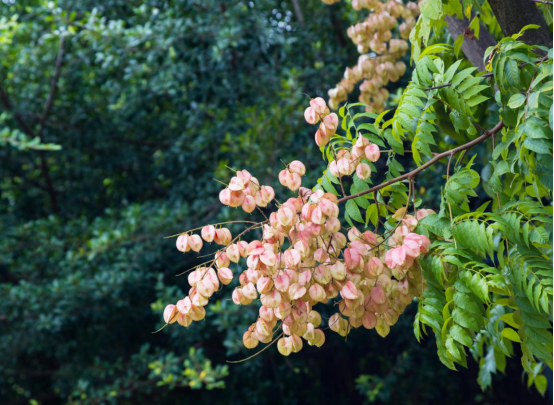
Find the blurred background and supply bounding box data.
[0,0,550,404]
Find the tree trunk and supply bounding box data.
[488,0,552,48]
[445,14,497,70]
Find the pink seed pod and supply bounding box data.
[232,288,244,305]
[219,188,232,206]
[309,283,327,303]
[226,244,240,263]
[214,228,232,245]
[228,176,246,191]
[341,280,359,300]
[355,135,370,149]
[371,284,387,305]
[243,330,259,349]
[176,297,192,314]
[337,158,351,176]
[237,169,252,184]
[297,270,312,286]
[304,106,319,125]
[242,195,256,213]
[328,160,340,177]
[398,277,410,295]
[188,234,203,252]
[315,127,331,147]
[278,169,288,187]
[344,248,361,269]
[274,272,291,293]
[217,267,233,285]
[237,240,249,258]
[261,185,275,203]
[364,144,381,162]
[256,276,274,294]
[191,289,209,307]
[260,250,277,267]
[189,305,206,322]
[177,314,192,327]
[163,304,178,324]
[259,305,275,322]
[356,163,371,180]
[362,311,377,329]
[365,257,384,278]
[201,225,216,242]
[416,208,436,220]
[310,97,329,116]
[385,246,407,269]
[290,335,303,353]
[278,205,296,226]
[285,171,302,191]
[261,289,282,308]
[277,337,293,356]
[320,198,338,217]
[323,113,339,133]
[242,282,258,300]
[197,278,215,298]
[274,302,292,320]
[313,265,332,285]
[229,190,246,208]
[330,261,346,281]
[310,206,325,225]
[215,252,230,269]
[289,160,306,176]
[348,227,362,242]
[176,234,191,253]
[288,283,307,300]
[284,248,301,268]
[325,216,341,234]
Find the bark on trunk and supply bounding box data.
[488,0,552,48]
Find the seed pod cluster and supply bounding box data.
[324,0,420,112]
[164,120,434,355]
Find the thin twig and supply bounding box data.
[337,121,505,204]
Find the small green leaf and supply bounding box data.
[507,93,526,109]
[501,327,522,342]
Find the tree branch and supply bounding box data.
[444,13,497,71]
[337,121,505,204]
[35,35,67,214]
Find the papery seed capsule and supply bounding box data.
[364,144,381,162]
[277,337,293,356]
[163,304,179,324]
[330,261,346,281]
[217,267,233,285]
[356,163,371,180]
[362,311,378,329]
[176,296,192,314]
[189,234,203,252]
[177,314,192,327]
[176,234,191,253]
[289,160,306,176]
[341,280,359,300]
[290,335,303,353]
[242,195,256,213]
[304,107,319,125]
[201,225,216,242]
[243,330,259,349]
[309,283,327,303]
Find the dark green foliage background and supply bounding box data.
[0,0,549,403]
